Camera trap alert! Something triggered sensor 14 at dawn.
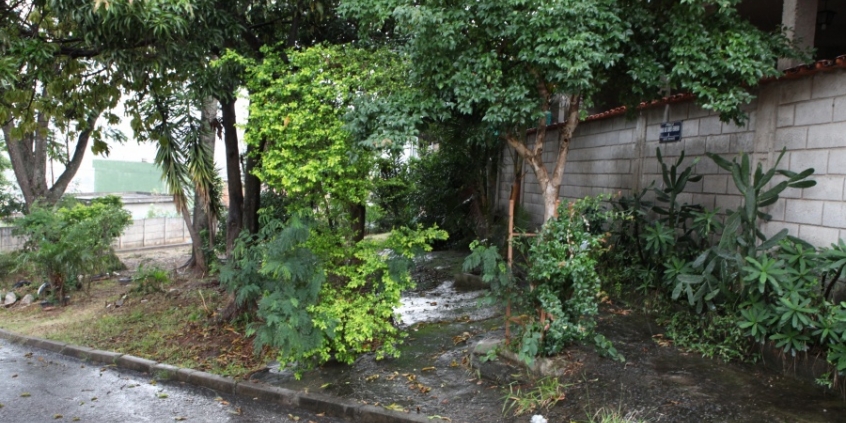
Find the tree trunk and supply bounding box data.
[243,138,265,235]
[188,97,218,271]
[349,202,366,243]
[3,112,100,210]
[220,97,244,255]
[181,204,207,274]
[504,93,581,223]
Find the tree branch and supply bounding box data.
[551,94,581,187]
[47,112,101,204]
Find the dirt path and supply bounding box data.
[254,251,846,423]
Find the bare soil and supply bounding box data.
[2,247,846,423]
[0,246,270,378]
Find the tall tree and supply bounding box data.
[0,1,126,209]
[343,0,804,223]
[130,82,221,274]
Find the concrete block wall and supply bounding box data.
[0,218,190,253]
[767,70,846,246]
[497,68,846,246]
[116,217,189,249]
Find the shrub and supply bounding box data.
[465,195,624,364]
[13,198,131,302]
[219,214,447,376]
[132,264,171,295]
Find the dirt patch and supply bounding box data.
[0,246,269,378]
[3,248,844,422]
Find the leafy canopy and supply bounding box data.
[238,43,410,214]
[342,0,801,134]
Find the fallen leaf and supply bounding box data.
[12,374,17,378]
[54,414,63,419]
[320,383,331,389]
[174,417,187,421]
[20,392,30,397]
[72,418,80,422]
[421,367,436,372]
[157,393,168,399]
[384,403,406,412]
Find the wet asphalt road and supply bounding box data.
[0,339,343,423]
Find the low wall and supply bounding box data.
[499,68,846,246]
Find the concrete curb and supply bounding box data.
[0,328,431,423]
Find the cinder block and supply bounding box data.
[776,104,796,128]
[646,124,661,141]
[646,107,665,126]
[612,116,628,131]
[746,111,757,132]
[761,221,800,239]
[812,70,846,99]
[682,119,700,138]
[775,127,808,150]
[722,120,748,134]
[789,150,829,174]
[703,175,728,194]
[794,98,834,125]
[617,129,634,145]
[766,198,787,221]
[695,157,720,175]
[834,96,846,122]
[799,224,841,247]
[683,136,706,155]
[823,202,846,228]
[784,199,824,225]
[828,149,846,174]
[688,103,712,119]
[700,116,723,136]
[781,77,812,103]
[804,176,844,201]
[807,122,846,149]
[691,193,716,210]
[781,185,803,199]
[669,103,690,121]
[732,133,754,153]
[706,135,732,154]
[715,194,742,213]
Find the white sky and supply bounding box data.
[44,95,250,195]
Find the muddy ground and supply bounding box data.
[254,251,846,423]
[3,247,846,422]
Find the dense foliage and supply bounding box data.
[342,0,804,222]
[13,196,131,302]
[606,148,846,388]
[220,216,446,375]
[218,43,448,373]
[465,195,624,364]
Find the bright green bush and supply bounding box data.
[220,215,447,376]
[14,197,131,302]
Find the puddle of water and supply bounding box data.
[395,280,497,326]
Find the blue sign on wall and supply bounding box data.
[659,121,683,143]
